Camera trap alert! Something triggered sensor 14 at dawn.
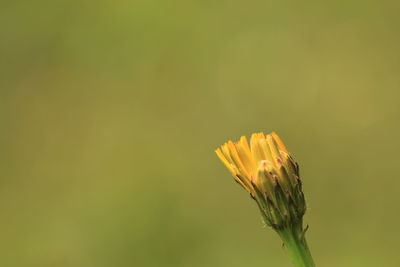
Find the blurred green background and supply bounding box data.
[1,0,400,266]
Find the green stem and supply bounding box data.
[277,226,316,267]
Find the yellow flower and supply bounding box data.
[215,132,306,229]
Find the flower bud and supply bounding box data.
[215,132,307,229]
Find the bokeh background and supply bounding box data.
[1,1,400,266]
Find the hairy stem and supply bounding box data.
[277,225,316,267]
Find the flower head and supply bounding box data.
[215,132,306,229]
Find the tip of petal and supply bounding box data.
[270,132,289,153]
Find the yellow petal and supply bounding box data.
[215,148,236,175]
[235,136,257,174]
[271,132,288,153]
[250,133,265,163]
[227,141,251,180]
[266,134,281,168]
[259,137,274,164]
